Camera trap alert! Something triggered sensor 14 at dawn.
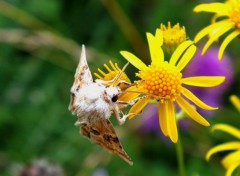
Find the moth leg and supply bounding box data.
[116,80,134,90]
[116,80,132,86]
[112,105,129,125]
[113,103,140,126]
[119,111,139,125]
[117,95,148,107]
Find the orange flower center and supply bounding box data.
[137,62,182,102]
[229,7,240,30]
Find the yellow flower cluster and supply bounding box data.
[96,24,225,143]
[93,1,240,174]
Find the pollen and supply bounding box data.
[229,6,240,30]
[160,22,186,54]
[137,62,182,102]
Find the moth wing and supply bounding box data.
[71,45,93,90]
[80,118,133,165]
[69,45,93,112]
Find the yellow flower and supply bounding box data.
[160,22,187,54]
[194,0,240,59]
[206,124,240,176]
[94,60,130,89]
[120,29,225,143]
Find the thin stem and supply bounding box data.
[0,1,53,31]
[176,136,186,176]
[100,0,149,62]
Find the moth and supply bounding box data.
[69,45,137,165]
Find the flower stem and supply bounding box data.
[176,136,186,176]
[100,0,149,61]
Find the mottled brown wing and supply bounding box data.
[69,45,93,112]
[73,45,93,89]
[80,118,133,165]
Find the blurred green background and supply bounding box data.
[0,0,240,175]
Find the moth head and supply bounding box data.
[105,86,120,103]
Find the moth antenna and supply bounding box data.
[111,62,129,86]
[121,90,165,100]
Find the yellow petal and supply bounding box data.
[222,150,240,169]
[176,96,210,126]
[155,28,163,46]
[94,73,103,79]
[176,44,197,71]
[109,60,117,71]
[146,32,164,66]
[97,68,106,76]
[211,13,222,23]
[219,30,239,60]
[226,160,240,176]
[194,20,230,43]
[182,76,225,87]
[230,95,240,112]
[158,102,168,136]
[129,97,150,119]
[166,101,178,143]
[119,86,143,102]
[193,3,230,16]
[169,40,194,66]
[212,124,240,139]
[115,62,121,71]
[206,142,240,161]
[120,51,147,70]
[201,23,234,55]
[104,63,113,72]
[182,87,218,110]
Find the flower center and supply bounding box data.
[229,7,240,30]
[137,62,182,102]
[160,22,186,54]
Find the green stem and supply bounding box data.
[176,136,186,176]
[100,0,149,62]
